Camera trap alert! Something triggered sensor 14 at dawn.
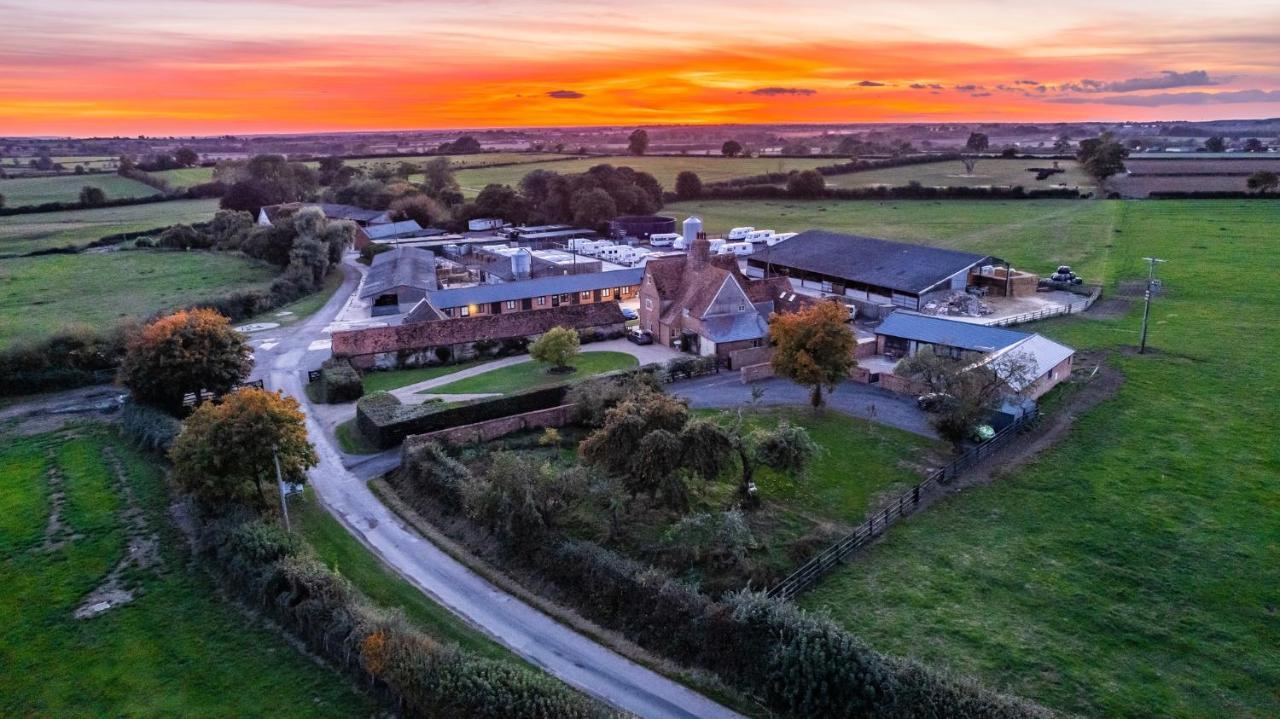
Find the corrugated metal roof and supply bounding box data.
[360,247,438,299]
[875,312,1028,352]
[755,230,991,295]
[425,268,643,308]
[364,220,430,240]
[987,334,1075,390]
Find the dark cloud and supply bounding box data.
[909,83,943,90]
[749,87,817,96]
[855,80,887,87]
[1016,79,1041,86]
[1059,70,1225,94]
[1049,88,1280,106]
[953,84,983,92]
[971,92,992,97]
[546,89,585,99]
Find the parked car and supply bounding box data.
[626,328,653,345]
[971,424,996,442]
[916,392,956,412]
[621,307,638,320]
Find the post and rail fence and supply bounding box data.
[766,407,1038,601]
[986,286,1102,327]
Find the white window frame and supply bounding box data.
[506,300,517,310]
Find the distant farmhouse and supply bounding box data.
[639,235,804,358]
[747,230,1037,313]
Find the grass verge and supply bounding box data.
[425,351,638,395]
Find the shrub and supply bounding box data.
[395,440,474,511]
[315,358,363,403]
[120,400,183,452]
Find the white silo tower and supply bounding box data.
[511,248,533,279]
[682,215,703,249]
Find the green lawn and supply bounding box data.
[0,249,276,347]
[0,174,163,207]
[0,426,371,717]
[692,199,1280,718]
[334,417,381,455]
[0,199,220,256]
[821,158,1094,191]
[425,351,638,395]
[454,155,837,197]
[362,358,488,393]
[291,488,520,664]
[151,167,215,188]
[668,198,1118,280]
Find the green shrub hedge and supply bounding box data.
[315,358,364,404]
[356,384,572,449]
[120,401,183,452]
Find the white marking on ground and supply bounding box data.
[235,322,280,333]
[259,341,279,351]
[307,339,332,352]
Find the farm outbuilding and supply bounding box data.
[359,247,439,316]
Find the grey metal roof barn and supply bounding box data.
[875,312,1028,352]
[425,268,643,309]
[360,247,439,302]
[363,220,442,242]
[749,230,992,295]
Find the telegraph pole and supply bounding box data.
[1138,257,1166,354]
[273,445,291,534]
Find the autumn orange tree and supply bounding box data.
[119,308,252,413]
[170,387,317,514]
[769,300,855,409]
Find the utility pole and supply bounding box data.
[272,445,291,534]
[1138,256,1166,354]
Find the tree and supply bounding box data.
[627,128,649,156]
[721,139,743,157]
[1204,136,1226,153]
[420,156,458,198]
[781,141,811,156]
[786,169,826,199]
[119,308,253,413]
[174,147,199,167]
[895,346,1034,450]
[1244,138,1266,153]
[529,326,580,372]
[79,185,107,206]
[1053,135,1073,154]
[1247,170,1279,194]
[960,157,978,175]
[965,132,990,152]
[1076,134,1129,185]
[570,186,617,230]
[770,300,855,408]
[682,413,817,506]
[579,388,692,507]
[674,170,703,200]
[390,194,449,227]
[461,452,586,547]
[438,136,482,154]
[169,387,317,514]
[472,183,530,225]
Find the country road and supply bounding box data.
[251,256,743,719]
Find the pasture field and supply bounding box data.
[0,198,220,256]
[0,173,162,207]
[665,199,1280,717]
[150,167,215,187]
[821,157,1094,190]
[0,426,371,717]
[454,155,837,196]
[0,249,276,347]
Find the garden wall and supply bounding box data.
[412,404,575,446]
[357,384,572,449]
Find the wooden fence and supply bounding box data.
[766,408,1038,601]
[986,286,1102,327]
[181,378,265,408]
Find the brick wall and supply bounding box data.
[877,373,924,396]
[729,345,773,369]
[739,362,775,383]
[410,404,574,445]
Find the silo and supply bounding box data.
[682,215,703,248]
[511,248,533,279]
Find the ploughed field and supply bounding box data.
[1112,156,1280,197]
[0,426,371,717]
[661,198,1280,717]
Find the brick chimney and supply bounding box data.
[687,231,710,271]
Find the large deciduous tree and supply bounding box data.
[529,326,580,372]
[1203,136,1226,153]
[1076,134,1129,186]
[1246,170,1278,194]
[965,132,990,152]
[786,169,826,198]
[675,171,703,200]
[79,185,106,206]
[770,300,855,409]
[169,387,317,514]
[627,128,649,156]
[721,139,743,157]
[119,308,253,413]
[570,187,618,230]
[174,147,199,167]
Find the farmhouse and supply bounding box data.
[865,312,1074,399]
[415,268,643,320]
[257,202,392,227]
[359,247,439,316]
[746,230,1032,312]
[638,234,799,358]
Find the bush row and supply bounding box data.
[701,153,964,190]
[685,183,1083,202]
[120,400,183,452]
[202,519,611,718]
[1148,190,1276,199]
[0,183,225,216]
[356,384,572,449]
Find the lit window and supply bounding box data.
[461,306,470,317]
[581,290,591,299]
[506,300,516,310]
[537,296,546,306]
[602,288,612,298]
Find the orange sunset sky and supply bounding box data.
[2,0,1279,135]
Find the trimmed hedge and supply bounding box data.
[356,384,572,449]
[314,358,364,404]
[120,401,183,452]
[1148,191,1275,199]
[203,519,611,718]
[686,184,1083,202]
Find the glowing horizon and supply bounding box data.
[2,0,1279,136]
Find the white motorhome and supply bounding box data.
[744,229,775,243]
[673,235,688,250]
[707,238,726,254]
[727,226,755,241]
[648,232,680,247]
[766,232,797,246]
[566,238,595,253]
[721,241,754,256]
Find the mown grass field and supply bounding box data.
[0,426,371,717]
[667,198,1280,717]
[362,358,487,394]
[454,155,837,197]
[0,249,276,347]
[821,158,1094,190]
[0,198,220,255]
[426,351,638,395]
[0,174,162,207]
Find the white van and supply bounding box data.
[727,226,755,241]
[673,235,688,250]
[722,241,754,256]
[648,232,680,247]
[766,232,797,246]
[744,229,775,243]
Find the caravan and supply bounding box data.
[744,229,775,243]
[766,232,797,246]
[648,232,680,247]
[721,241,754,257]
[727,226,755,241]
